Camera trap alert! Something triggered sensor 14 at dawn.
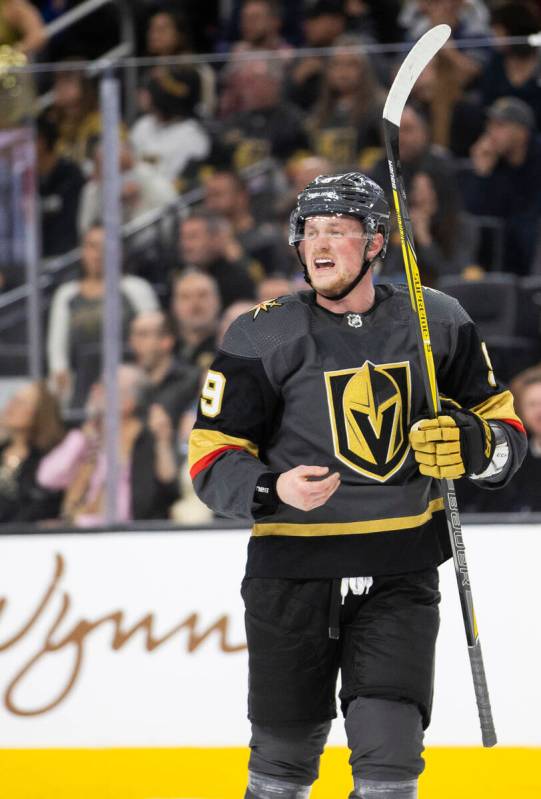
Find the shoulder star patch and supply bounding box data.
[252,298,283,319]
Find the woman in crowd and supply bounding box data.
[143,3,215,117]
[47,224,159,413]
[381,168,477,285]
[0,381,65,523]
[309,34,385,169]
[38,365,180,526]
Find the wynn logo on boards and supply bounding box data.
[0,554,246,717]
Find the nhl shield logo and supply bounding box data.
[324,360,412,482]
[347,313,363,328]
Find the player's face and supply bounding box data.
[302,215,367,295]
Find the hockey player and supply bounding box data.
[188,173,526,799]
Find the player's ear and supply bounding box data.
[367,232,384,261]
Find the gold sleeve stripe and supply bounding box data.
[252,497,445,537]
[189,428,259,479]
[471,390,525,431]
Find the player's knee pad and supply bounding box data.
[248,720,331,785]
[246,772,311,799]
[345,697,425,782]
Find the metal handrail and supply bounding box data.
[39,0,137,120]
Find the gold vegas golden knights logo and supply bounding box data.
[324,360,412,482]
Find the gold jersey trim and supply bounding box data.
[189,428,259,471]
[252,497,445,538]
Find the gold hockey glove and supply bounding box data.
[409,407,495,479]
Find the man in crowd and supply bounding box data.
[178,211,256,309]
[204,169,288,274]
[171,269,221,372]
[129,310,200,429]
[189,172,526,799]
[462,96,541,274]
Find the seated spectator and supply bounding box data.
[219,58,309,168]
[178,212,256,309]
[406,56,485,157]
[382,169,478,284]
[309,34,385,169]
[257,273,292,302]
[204,169,288,274]
[399,0,491,150]
[131,67,211,185]
[37,113,85,257]
[142,3,216,117]
[171,268,221,371]
[37,365,179,525]
[370,104,460,199]
[0,380,64,523]
[78,141,177,234]
[0,0,47,56]
[285,0,347,113]
[129,310,200,428]
[456,366,541,512]
[220,0,293,116]
[461,97,541,275]
[480,3,541,130]
[47,224,159,413]
[46,67,120,173]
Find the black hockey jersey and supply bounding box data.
[189,285,526,578]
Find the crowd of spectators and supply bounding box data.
[2,0,541,523]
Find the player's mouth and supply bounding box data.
[314,257,336,271]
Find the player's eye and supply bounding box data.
[330,230,344,238]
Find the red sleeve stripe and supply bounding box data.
[190,445,244,479]
[500,418,526,434]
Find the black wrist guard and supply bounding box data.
[444,405,495,475]
[253,472,280,510]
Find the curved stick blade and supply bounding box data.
[383,24,451,126]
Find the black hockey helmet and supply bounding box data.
[289,172,390,258]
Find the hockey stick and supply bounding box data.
[382,25,497,748]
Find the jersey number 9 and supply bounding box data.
[200,370,226,418]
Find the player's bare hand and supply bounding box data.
[276,465,340,511]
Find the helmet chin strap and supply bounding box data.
[298,240,373,302]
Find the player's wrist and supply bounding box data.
[253,471,280,510]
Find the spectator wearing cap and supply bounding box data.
[130,67,211,184]
[462,96,541,275]
[479,3,541,131]
[178,212,256,311]
[285,0,347,113]
[36,113,85,257]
